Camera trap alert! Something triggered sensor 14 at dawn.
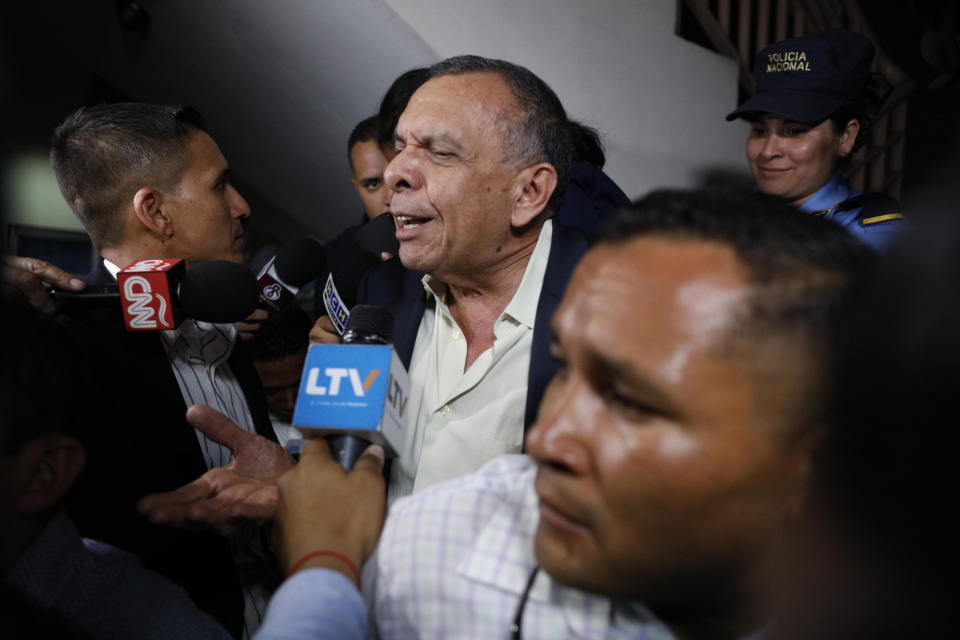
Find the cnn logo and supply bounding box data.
[117,259,183,330]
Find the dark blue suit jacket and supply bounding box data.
[358,221,592,432]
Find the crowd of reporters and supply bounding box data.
[0,28,947,640]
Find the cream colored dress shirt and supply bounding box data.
[388,220,553,502]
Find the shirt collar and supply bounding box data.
[102,258,122,280]
[420,219,553,331]
[160,319,236,366]
[796,172,853,215]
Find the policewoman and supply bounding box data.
[727,29,903,250]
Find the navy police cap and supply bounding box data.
[726,29,875,122]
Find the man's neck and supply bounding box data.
[440,228,542,370]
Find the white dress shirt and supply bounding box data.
[389,220,553,501]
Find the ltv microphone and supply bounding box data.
[50,259,258,330]
[292,305,409,470]
[257,238,326,311]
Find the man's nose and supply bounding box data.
[383,150,418,193]
[229,185,252,219]
[525,376,594,475]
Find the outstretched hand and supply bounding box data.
[138,404,294,535]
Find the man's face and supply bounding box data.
[350,139,391,221]
[253,349,306,422]
[526,237,812,606]
[165,131,250,264]
[384,73,525,280]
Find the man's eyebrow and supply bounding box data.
[405,131,464,152]
[213,166,231,185]
[592,351,680,416]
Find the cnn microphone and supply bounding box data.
[49,259,258,330]
[292,305,409,470]
[258,238,326,311]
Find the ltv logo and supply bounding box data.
[293,344,410,456]
[305,367,380,397]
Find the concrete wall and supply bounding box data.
[385,0,748,199]
[5,0,748,253]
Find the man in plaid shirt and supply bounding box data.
[366,187,868,639]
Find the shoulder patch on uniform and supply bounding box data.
[862,213,903,226]
[836,193,903,227]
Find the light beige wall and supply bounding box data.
[386,0,750,198]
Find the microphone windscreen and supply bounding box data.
[344,304,394,344]
[275,238,327,287]
[179,260,259,323]
[354,213,399,256]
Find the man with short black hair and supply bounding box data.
[346,115,391,222]
[49,102,280,637]
[369,187,868,639]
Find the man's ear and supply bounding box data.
[132,187,173,239]
[511,162,558,229]
[14,435,86,514]
[784,425,827,524]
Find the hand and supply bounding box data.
[275,438,386,576]
[2,255,85,309]
[309,315,340,345]
[236,307,269,341]
[137,404,294,535]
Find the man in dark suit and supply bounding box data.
[45,102,281,637]
[317,56,590,500]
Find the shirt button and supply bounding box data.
[451,330,462,341]
[441,405,450,416]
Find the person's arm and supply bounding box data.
[256,438,386,640]
[254,569,367,640]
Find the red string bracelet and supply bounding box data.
[286,550,362,590]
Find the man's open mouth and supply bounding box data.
[394,214,431,229]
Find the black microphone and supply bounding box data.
[319,248,381,335]
[326,305,396,469]
[257,238,326,311]
[49,259,259,328]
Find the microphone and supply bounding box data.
[353,211,399,257]
[319,246,381,336]
[292,305,409,470]
[50,259,259,330]
[257,238,326,311]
